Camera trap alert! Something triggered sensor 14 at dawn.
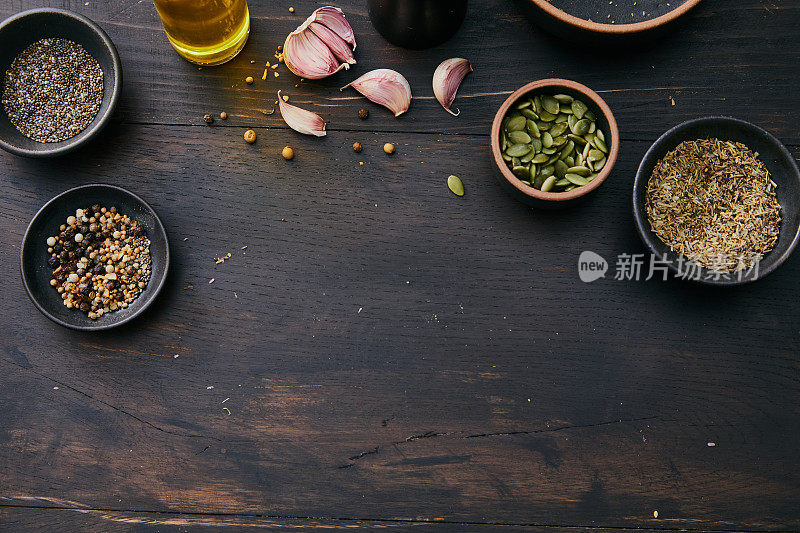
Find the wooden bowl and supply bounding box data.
[21,184,170,330]
[518,0,703,43]
[491,79,619,209]
[633,117,800,285]
[0,8,122,158]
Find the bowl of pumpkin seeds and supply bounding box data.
[491,79,619,208]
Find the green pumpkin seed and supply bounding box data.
[554,178,570,187]
[560,140,575,158]
[542,132,553,148]
[568,133,586,145]
[528,163,537,176]
[508,131,532,144]
[549,122,568,138]
[512,156,521,167]
[506,143,532,157]
[554,160,569,178]
[515,100,531,110]
[593,157,606,171]
[567,165,591,176]
[541,146,557,155]
[565,185,578,191]
[540,165,555,178]
[564,155,575,167]
[506,116,526,131]
[520,150,536,163]
[575,153,584,166]
[532,153,550,164]
[587,173,598,181]
[502,153,512,162]
[555,114,569,124]
[523,109,539,121]
[541,95,560,115]
[585,110,596,121]
[565,173,589,186]
[559,104,573,115]
[540,176,557,192]
[572,118,591,136]
[594,137,608,153]
[551,135,567,147]
[596,129,605,142]
[512,166,530,179]
[531,138,543,152]
[571,100,588,119]
[589,121,596,134]
[533,95,542,114]
[554,94,573,104]
[447,175,464,196]
[539,110,557,122]
[536,120,551,131]
[526,119,541,138]
[533,172,546,189]
[587,149,604,162]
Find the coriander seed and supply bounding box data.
[220,111,228,120]
[245,76,254,84]
[383,143,395,155]
[244,129,257,143]
[282,146,294,160]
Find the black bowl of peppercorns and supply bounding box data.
[0,8,122,157]
[20,184,169,330]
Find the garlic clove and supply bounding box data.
[314,6,356,50]
[309,22,355,65]
[432,58,472,116]
[284,27,347,79]
[340,69,412,117]
[283,6,356,80]
[277,91,327,137]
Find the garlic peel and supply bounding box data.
[283,6,356,80]
[433,58,472,116]
[341,69,412,117]
[278,91,327,137]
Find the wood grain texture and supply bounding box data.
[1,0,800,531]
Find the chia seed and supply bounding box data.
[2,38,104,143]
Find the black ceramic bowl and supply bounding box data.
[0,8,122,158]
[633,117,800,285]
[21,185,169,330]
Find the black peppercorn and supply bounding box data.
[64,227,75,238]
[81,286,91,296]
[53,243,62,253]
[80,302,91,312]
[59,251,69,261]
[358,108,369,119]
[79,225,88,234]
[204,113,214,124]
[91,204,101,213]
[93,264,104,274]
[48,256,59,268]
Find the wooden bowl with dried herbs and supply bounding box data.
[633,117,800,285]
[491,79,619,209]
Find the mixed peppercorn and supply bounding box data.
[46,205,151,320]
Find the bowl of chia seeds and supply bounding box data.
[0,8,122,157]
[21,184,170,330]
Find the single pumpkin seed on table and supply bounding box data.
[447,175,465,196]
[500,92,610,193]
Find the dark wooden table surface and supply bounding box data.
[2,0,799,531]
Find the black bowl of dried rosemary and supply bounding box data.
[633,117,800,285]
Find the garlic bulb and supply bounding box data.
[277,91,327,137]
[284,6,356,80]
[341,69,412,117]
[432,58,472,116]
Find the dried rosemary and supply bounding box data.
[645,138,781,273]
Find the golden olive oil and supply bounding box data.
[154,0,250,66]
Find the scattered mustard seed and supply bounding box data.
[289,6,295,12]
[219,111,228,120]
[383,143,395,155]
[244,129,257,143]
[282,146,294,160]
[245,76,254,84]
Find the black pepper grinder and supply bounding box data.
[367,0,468,50]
